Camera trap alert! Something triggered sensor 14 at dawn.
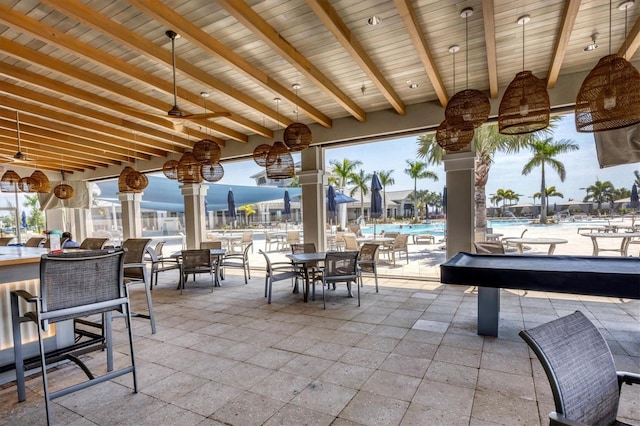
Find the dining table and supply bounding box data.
[286,252,326,302]
[171,248,227,288]
[580,232,640,256]
[506,237,568,254]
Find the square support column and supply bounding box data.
[299,147,327,252]
[443,151,475,260]
[180,183,208,249]
[118,192,143,240]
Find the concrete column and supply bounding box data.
[443,151,475,260]
[118,192,143,240]
[180,183,208,249]
[298,146,327,251]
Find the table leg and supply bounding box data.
[621,238,630,256]
[547,244,556,255]
[516,243,524,254]
[477,287,499,337]
[590,236,599,256]
[304,266,310,303]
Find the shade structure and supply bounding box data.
[498,71,550,135]
[631,183,639,209]
[283,122,312,152]
[327,185,337,222]
[283,190,291,220]
[193,139,221,164]
[201,162,224,182]
[575,54,640,132]
[435,119,474,151]
[227,189,237,221]
[445,89,491,131]
[1,170,21,192]
[252,144,272,166]
[266,141,295,180]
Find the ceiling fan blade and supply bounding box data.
[181,112,231,120]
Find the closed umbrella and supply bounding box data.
[21,211,27,229]
[227,189,236,227]
[631,183,639,209]
[327,185,337,224]
[283,190,291,230]
[370,172,383,235]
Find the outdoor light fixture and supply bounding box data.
[266,141,295,180]
[193,138,221,164]
[283,84,312,152]
[367,16,382,26]
[176,152,203,184]
[445,8,490,132]
[0,170,20,192]
[162,160,179,180]
[252,144,272,166]
[201,161,224,182]
[583,33,599,52]
[575,0,640,132]
[407,80,419,89]
[498,15,550,135]
[30,170,51,193]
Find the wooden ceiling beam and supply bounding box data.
[482,0,499,99]
[127,0,332,128]
[42,0,273,139]
[619,16,640,60]
[306,0,405,115]
[394,0,448,108]
[547,0,581,89]
[0,4,244,142]
[217,0,365,122]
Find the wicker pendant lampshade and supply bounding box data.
[177,152,202,183]
[266,141,295,180]
[53,183,74,200]
[435,119,474,151]
[575,54,640,132]
[118,166,135,192]
[126,170,149,191]
[253,144,272,166]
[0,170,21,192]
[445,8,490,132]
[17,176,38,193]
[193,139,221,164]
[283,122,312,152]
[31,170,51,193]
[162,160,179,180]
[201,161,224,182]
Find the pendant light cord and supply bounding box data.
[453,50,456,93]
[522,21,525,71]
[171,35,178,106]
[465,13,469,90]
[16,111,21,151]
[608,0,612,55]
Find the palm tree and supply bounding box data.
[582,179,615,214]
[533,186,564,214]
[348,169,372,220]
[522,137,579,223]
[404,160,438,221]
[378,170,394,221]
[23,194,46,232]
[417,117,561,231]
[328,158,362,227]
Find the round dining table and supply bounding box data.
[507,237,568,255]
[581,232,640,256]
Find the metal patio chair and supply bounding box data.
[259,249,298,304]
[121,238,156,334]
[79,237,110,250]
[220,242,252,284]
[358,243,380,292]
[180,249,216,293]
[321,251,360,309]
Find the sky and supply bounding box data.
[222,113,639,204]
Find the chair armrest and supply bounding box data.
[548,412,589,426]
[124,262,146,268]
[11,289,38,303]
[618,371,640,386]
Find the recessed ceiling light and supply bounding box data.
[407,80,418,89]
[367,16,382,26]
[618,1,634,11]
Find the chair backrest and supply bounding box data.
[519,311,620,425]
[43,237,69,249]
[181,249,212,269]
[520,228,528,238]
[394,234,409,249]
[358,243,379,273]
[473,241,505,254]
[286,231,300,243]
[348,224,362,237]
[153,241,166,257]
[0,237,15,246]
[201,241,222,250]
[291,243,316,254]
[264,231,272,242]
[324,251,359,279]
[342,233,359,251]
[121,238,152,279]
[384,232,399,240]
[241,231,253,242]
[79,237,110,250]
[25,237,45,247]
[39,249,126,322]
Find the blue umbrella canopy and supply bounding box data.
[327,185,337,220]
[370,172,383,219]
[227,189,237,219]
[21,211,27,228]
[283,190,291,220]
[631,183,639,209]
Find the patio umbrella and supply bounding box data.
[631,183,639,209]
[370,172,383,235]
[283,190,291,230]
[21,211,27,229]
[327,185,337,224]
[227,189,236,227]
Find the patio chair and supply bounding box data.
[220,242,252,284]
[79,237,109,250]
[321,251,360,309]
[259,249,298,304]
[502,228,528,249]
[342,233,359,251]
[10,249,138,425]
[0,237,15,246]
[291,243,323,299]
[285,231,301,249]
[380,234,409,265]
[148,242,180,289]
[334,232,346,251]
[230,231,253,253]
[180,249,215,293]
[121,238,156,334]
[348,224,363,237]
[519,311,640,426]
[473,241,505,254]
[264,231,282,252]
[43,236,68,249]
[358,243,380,292]
[24,236,45,247]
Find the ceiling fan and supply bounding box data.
[0,111,34,164]
[163,30,230,122]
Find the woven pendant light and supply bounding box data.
[31,170,51,193]
[576,0,640,132]
[436,119,474,151]
[54,183,74,200]
[445,8,490,131]
[17,176,38,193]
[126,171,148,191]
[499,15,550,135]
[201,161,224,182]
[177,152,202,183]
[266,141,295,180]
[0,170,21,192]
[162,160,179,180]
[283,83,312,152]
[118,166,135,192]
[253,144,272,166]
[193,138,221,164]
